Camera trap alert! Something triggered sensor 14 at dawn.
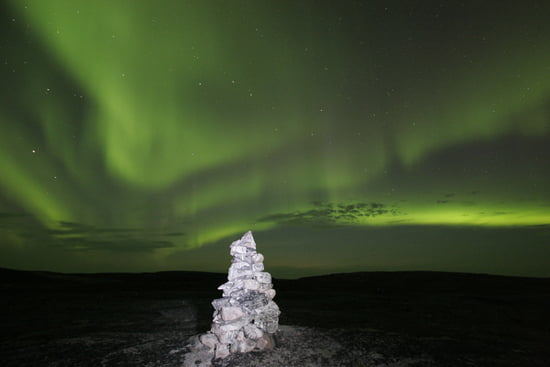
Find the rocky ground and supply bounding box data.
[1,269,549,366]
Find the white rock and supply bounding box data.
[210,323,220,335]
[230,245,248,255]
[236,329,245,342]
[211,298,229,310]
[244,324,264,339]
[252,263,264,272]
[220,306,245,321]
[259,282,272,291]
[252,253,264,263]
[232,278,244,290]
[216,329,236,344]
[232,253,248,262]
[254,301,280,333]
[267,300,279,312]
[212,313,221,323]
[230,261,251,271]
[263,289,276,299]
[228,267,253,280]
[217,281,233,291]
[230,340,242,354]
[219,318,248,333]
[215,344,230,359]
[199,333,218,351]
[243,279,260,291]
[255,272,271,284]
[256,334,275,350]
[239,231,257,248]
[241,292,269,312]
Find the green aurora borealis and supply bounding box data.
[1,0,549,277]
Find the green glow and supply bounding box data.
[0,119,72,227]
[393,65,550,167]
[10,0,308,190]
[1,1,549,275]
[360,206,550,227]
[257,197,550,229]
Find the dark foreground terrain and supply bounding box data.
[0,268,549,366]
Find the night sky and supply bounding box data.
[1,0,549,278]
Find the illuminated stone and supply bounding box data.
[199,333,218,351]
[243,324,264,340]
[242,279,260,290]
[263,289,276,299]
[220,306,245,321]
[193,231,280,363]
[255,272,271,284]
[214,344,230,359]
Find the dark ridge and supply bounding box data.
[0,267,227,293]
[288,270,550,292]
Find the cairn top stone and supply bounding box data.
[231,230,256,249]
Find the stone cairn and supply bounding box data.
[185,231,280,365]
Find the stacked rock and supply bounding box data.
[198,231,280,360]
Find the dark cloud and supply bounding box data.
[47,221,139,236]
[0,212,29,219]
[163,232,186,237]
[258,201,402,226]
[0,215,177,254]
[55,238,175,253]
[48,222,177,252]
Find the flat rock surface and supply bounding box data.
[1,269,549,366]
